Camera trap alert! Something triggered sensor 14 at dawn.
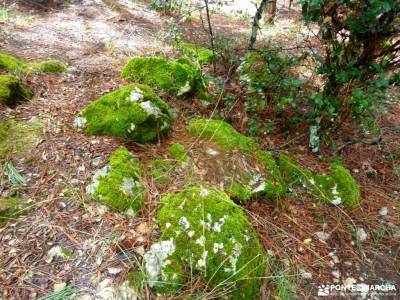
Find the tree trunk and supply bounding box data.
[266,0,277,24]
[248,0,269,49]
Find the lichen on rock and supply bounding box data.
[0,117,43,161]
[0,51,67,74]
[143,186,266,298]
[121,56,205,97]
[76,84,172,142]
[86,147,145,213]
[0,74,32,107]
[279,155,360,208]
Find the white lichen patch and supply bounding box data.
[252,181,265,193]
[177,81,192,96]
[205,147,219,156]
[45,246,74,263]
[195,235,206,247]
[140,101,162,116]
[197,250,208,268]
[120,177,136,196]
[128,87,144,102]
[331,184,342,205]
[86,165,111,195]
[73,116,87,129]
[213,242,224,253]
[199,188,209,197]
[143,238,175,286]
[179,216,190,230]
[127,123,136,133]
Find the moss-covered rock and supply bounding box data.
[168,143,188,163]
[279,155,360,208]
[0,74,32,107]
[121,56,205,97]
[188,119,285,202]
[0,198,31,227]
[189,119,257,152]
[143,186,266,298]
[75,84,172,142]
[177,42,214,65]
[0,117,43,161]
[0,51,67,74]
[86,147,145,213]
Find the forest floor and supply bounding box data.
[0,0,399,299]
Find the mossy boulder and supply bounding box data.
[86,147,145,214]
[0,117,43,161]
[0,198,31,227]
[75,84,172,142]
[188,119,285,202]
[143,186,266,298]
[121,56,205,97]
[0,74,32,107]
[0,51,67,74]
[279,155,360,208]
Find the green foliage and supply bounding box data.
[86,147,145,213]
[300,0,400,129]
[226,182,253,203]
[238,48,303,136]
[0,74,32,107]
[144,186,266,298]
[0,117,43,161]
[0,51,67,74]
[188,118,257,152]
[121,56,205,97]
[279,155,360,208]
[76,84,172,142]
[168,143,188,163]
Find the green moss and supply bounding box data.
[77,84,172,142]
[0,74,32,107]
[168,143,188,163]
[0,117,43,161]
[226,182,253,203]
[279,155,360,208]
[189,119,257,152]
[177,42,214,65]
[86,147,145,213]
[0,51,67,74]
[0,198,31,227]
[121,56,205,96]
[150,159,175,183]
[315,163,360,209]
[144,186,266,298]
[30,60,68,73]
[0,52,26,73]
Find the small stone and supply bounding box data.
[343,277,356,286]
[136,222,151,235]
[108,267,122,275]
[301,272,313,280]
[53,282,66,291]
[315,231,331,241]
[379,207,388,216]
[92,157,102,167]
[355,227,368,242]
[332,270,341,279]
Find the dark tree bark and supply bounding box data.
[248,0,269,49]
[266,0,277,23]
